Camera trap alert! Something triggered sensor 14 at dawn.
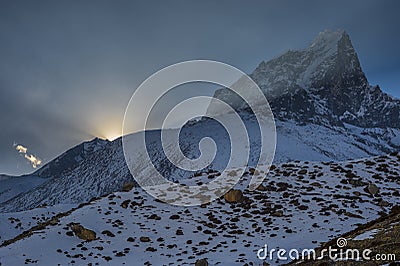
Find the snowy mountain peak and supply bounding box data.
[309,29,346,50]
[310,29,368,91]
[249,29,366,97]
[211,29,399,129]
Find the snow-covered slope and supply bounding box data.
[0,138,134,213]
[0,138,110,205]
[34,137,109,179]
[1,29,399,213]
[1,117,399,213]
[0,175,47,204]
[1,153,399,265]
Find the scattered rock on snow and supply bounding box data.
[367,183,379,196]
[70,223,96,241]
[140,236,151,242]
[224,189,243,203]
[121,182,135,192]
[195,258,208,266]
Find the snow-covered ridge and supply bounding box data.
[1,118,399,213]
[211,29,399,129]
[0,29,399,213]
[253,29,353,92]
[33,137,109,179]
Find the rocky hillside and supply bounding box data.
[0,153,399,265]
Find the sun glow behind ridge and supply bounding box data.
[94,121,123,141]
[100,129,122,141]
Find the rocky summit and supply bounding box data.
[213,29,400,129]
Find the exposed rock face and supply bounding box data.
[210,29,400,129]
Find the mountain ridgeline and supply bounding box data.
[1,30,399,212]
[213,30,400,128]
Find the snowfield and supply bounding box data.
[1,118,399,214]
[0,153,399,265]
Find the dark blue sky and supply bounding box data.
[1,0,399,175]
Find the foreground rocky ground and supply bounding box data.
[0,153,399,265]
[289,206,400,265]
